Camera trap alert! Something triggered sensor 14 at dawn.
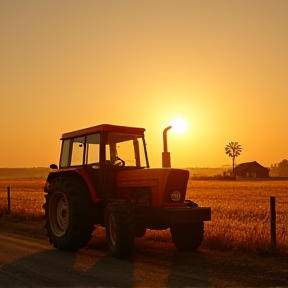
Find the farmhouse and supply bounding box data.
[234,161,269,179]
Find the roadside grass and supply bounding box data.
[0,180,44,220]
[185,180,288,254]
[0,179,287,255]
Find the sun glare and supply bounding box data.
[171,118,188,134]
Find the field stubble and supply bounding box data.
[0,179,287,254]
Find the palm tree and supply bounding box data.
[225,142,242,175]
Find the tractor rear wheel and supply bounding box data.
[170,222,204,252]
[105,202,135,258]
[44,177,95,251]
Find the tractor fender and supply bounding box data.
[45,168,101,203]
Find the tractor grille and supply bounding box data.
[131,187,152,206]
[163,170,189,203]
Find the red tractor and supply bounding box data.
[43,124,211,258]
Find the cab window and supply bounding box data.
[106,133,147,167]
[60,139,71,168]
[85,133,100,166]
[70,137,85,166]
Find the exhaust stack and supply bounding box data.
[162,126,172,167]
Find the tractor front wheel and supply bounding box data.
[105,202,135,258]
[135,226,146,238]
[170,222,204,252]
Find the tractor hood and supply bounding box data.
[116,168,190,207]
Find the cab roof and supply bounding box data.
[61,124,146,140]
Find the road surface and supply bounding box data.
[0,219,287,287]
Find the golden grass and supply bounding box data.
[0,180,45,220]
[186,180,288,254]
[0,179,287,254]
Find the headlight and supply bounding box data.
[171,191,181,202]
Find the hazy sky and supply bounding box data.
[1,0,287,168]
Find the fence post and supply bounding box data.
[270,196,276,247]
[7,187,10,214]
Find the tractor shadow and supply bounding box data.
[0,229,212,287]
[86,228,212,287]
[2,228,286,287]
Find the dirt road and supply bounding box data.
[0,219,287,287]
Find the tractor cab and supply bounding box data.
[49,124,149,200]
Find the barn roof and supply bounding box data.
[234,161,269,172]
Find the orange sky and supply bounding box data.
[0,0,287,168]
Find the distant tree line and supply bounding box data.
[270,159,288,177]
[270,159,288,168]
[0,167,50,180]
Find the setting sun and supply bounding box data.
[171,118,188,134]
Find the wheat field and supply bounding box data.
[0,180,45,220]
[186,180,288,253]
[0,179,287,253]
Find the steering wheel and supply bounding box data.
[114,156,125,166]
